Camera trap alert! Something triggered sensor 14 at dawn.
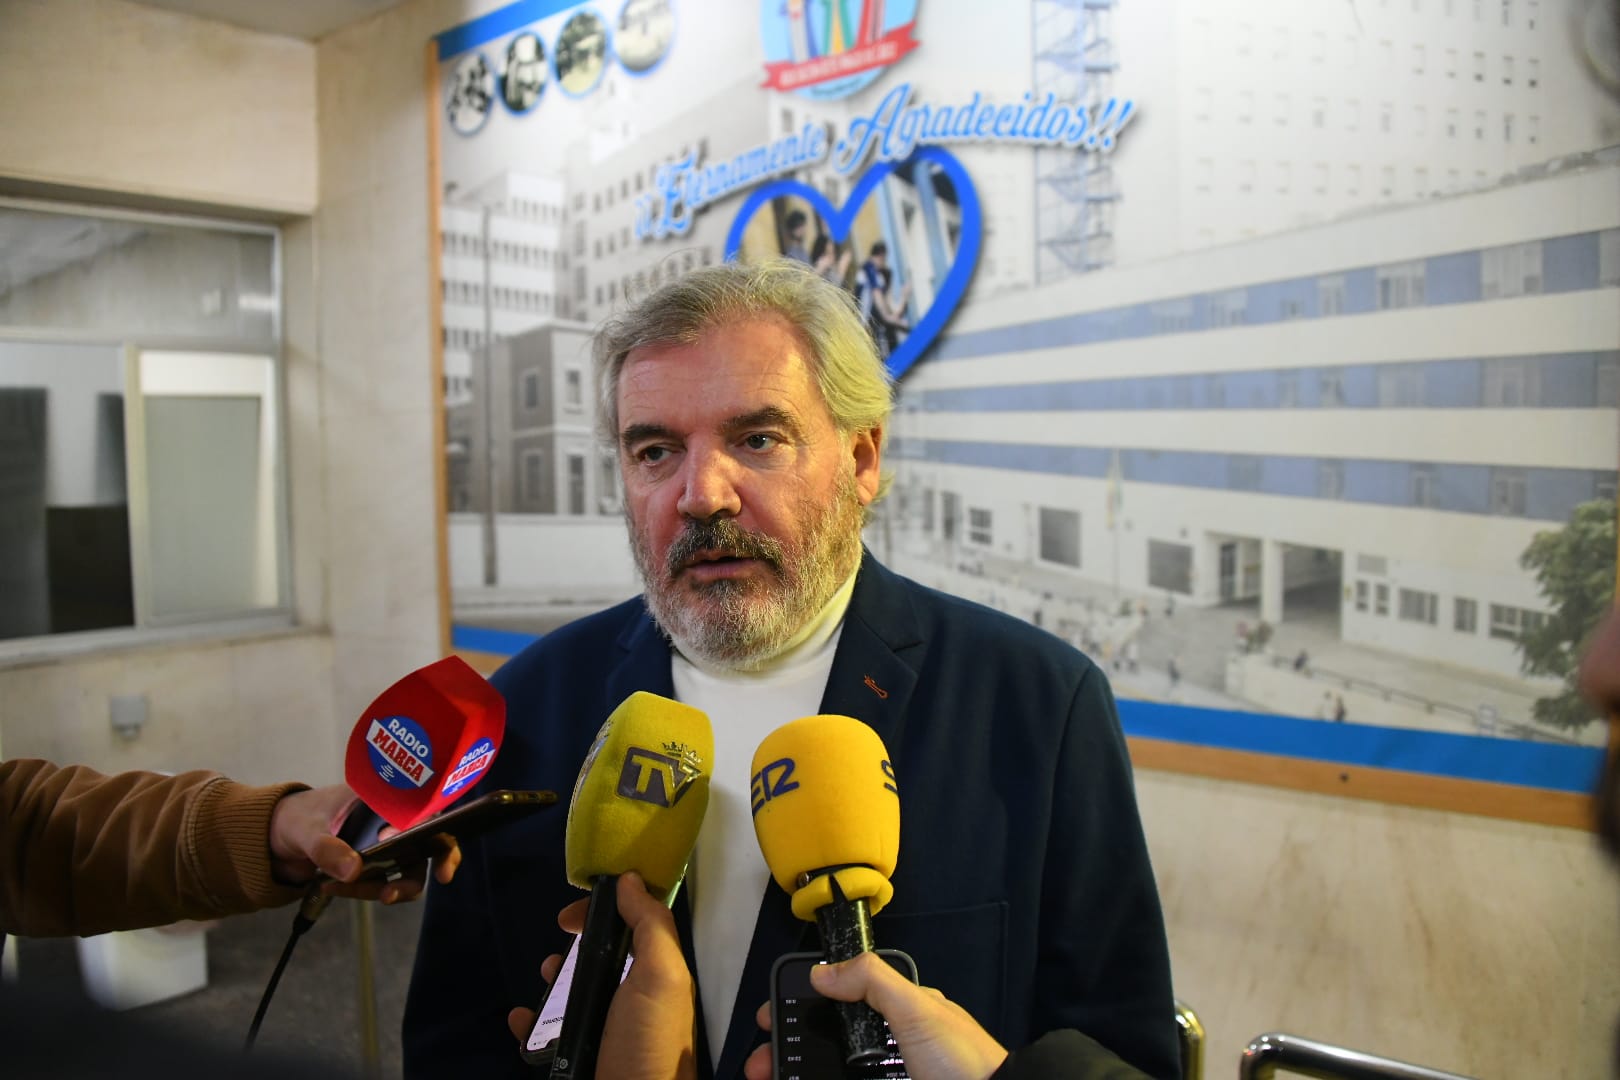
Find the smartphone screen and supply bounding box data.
[522,934,633,1065]
[771,950,916,1080]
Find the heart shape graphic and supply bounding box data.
[723,146,982,381]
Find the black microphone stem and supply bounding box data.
[814,876,889,1066]
[549,875,632,1080]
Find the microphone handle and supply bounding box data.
[550,875,631,1080]
[814,896,890,1066]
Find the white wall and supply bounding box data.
[0,632,339,785]
[448,513,637,594]
[1141,770,1620,1077]
[948,164,1620,337]
[313,0,498,730]
[0,0,339,784]
[0,0,318,214]
[1118,0,1620,255]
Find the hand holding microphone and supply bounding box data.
[548,691,713,1080]
[343,655,507,831]
[509,871,698,1080]
[249,656,511,1051]
[292,655,506,925]
[750,714,901,1066]
[267,783,460,905]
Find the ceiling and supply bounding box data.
[129,0,413,41]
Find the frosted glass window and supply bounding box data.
[0,207,274,341]
[135,351,282,621]
[0,201,285,647]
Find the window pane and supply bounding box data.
[0,341,132,640]
[0,207,275,342]
[1039,507,1081,568]
[137,351,281,621]
[968,507,992,545]
[1148,539,1192,593]
[1454,597,1477,633]
[568,454,586,515]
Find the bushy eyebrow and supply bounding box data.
[619,407,805,452]
[620,422,675,452]
[720,406,805,442]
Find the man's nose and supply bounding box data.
[675,447,742,521]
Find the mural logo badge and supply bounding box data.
[760,0,920,100]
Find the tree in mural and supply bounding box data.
[1518,497,1617,730]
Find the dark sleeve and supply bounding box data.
[0,759,305,937]
[402,829,532,1079]
[1033,665,1181,1080]
[993,1028,1157,1080]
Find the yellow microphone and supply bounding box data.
[750,714,899,1065]
[551,691,713,1080]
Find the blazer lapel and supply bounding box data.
[710,552,926,1080]
[607,602,676,706]
[816,552,923,758]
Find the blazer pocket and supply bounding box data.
[873,901,1008,1039]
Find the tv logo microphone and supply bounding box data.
[616,743,703,807]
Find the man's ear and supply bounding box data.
[851,425,883,505]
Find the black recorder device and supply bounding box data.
[771,950,918,1080]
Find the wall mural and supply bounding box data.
[432,0,1620,820]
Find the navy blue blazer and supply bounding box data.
[403,553,1179,1080]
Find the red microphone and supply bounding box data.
[249,658,506,1051]
[342,656,506,831]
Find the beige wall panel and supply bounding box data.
[314,1,505,720]
[0,632,338,785]
[1139,769,1620,1077]
[0,0,317,213]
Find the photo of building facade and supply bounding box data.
[437,0,1620,747]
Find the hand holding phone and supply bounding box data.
[770,951,917,1080]
[763,952,1009,1080]
[521,873,693,1076]
[332,788,556,887]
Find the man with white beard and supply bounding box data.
[403,260,1178,1080]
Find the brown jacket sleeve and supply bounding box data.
[0,759,310,937]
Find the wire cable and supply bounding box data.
[244,887,335,1051]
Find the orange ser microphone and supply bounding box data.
[549,691,713,1080]
[750,713,900,1066]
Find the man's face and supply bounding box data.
[616,316,882,669]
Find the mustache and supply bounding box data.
[665,517,786,578]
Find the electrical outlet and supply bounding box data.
[110,695,147,740]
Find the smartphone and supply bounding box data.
[334,789,557,882]
[521,933,633,1066]
[771,950,917,1080]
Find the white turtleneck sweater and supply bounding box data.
[671,569,858,1069]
